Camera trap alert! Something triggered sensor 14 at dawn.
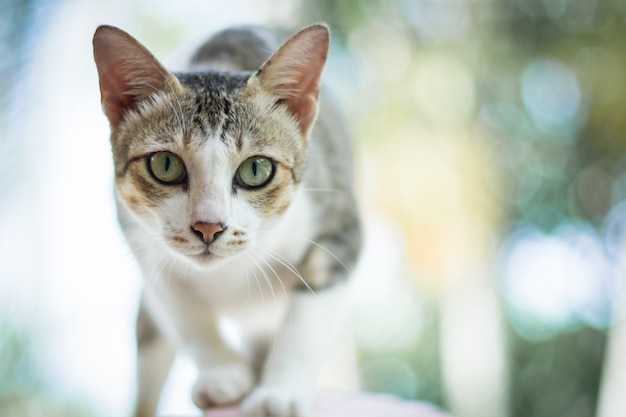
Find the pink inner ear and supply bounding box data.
[287,94,318,134]
[255,25,329,135]
[99,71,134,130]
[93,25,173,132]
[281,63,323,131]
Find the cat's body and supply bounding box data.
[93,24,361,417]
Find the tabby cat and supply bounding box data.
[93,23,361,417]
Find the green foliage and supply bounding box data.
[509,327,606,417]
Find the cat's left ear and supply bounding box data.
[93,25,181,131]
[250,24,330,136]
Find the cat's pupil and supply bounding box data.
[252,161,257,176]
[165,156,171,172]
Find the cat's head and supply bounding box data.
[93,24,329,267]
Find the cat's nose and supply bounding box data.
[191,222,224,244]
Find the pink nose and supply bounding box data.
[191,222,224,244]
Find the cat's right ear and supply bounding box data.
[93,25,181,131]
[249,24,330,137]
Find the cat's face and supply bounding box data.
[114,78,304,265]
[93,25,329,267]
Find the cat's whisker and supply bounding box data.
[176,253,193,282]
[243,252,266,304]
[168,82,188,136]
[263,250,315,297]
[247,251,276,303]
[103,237,143,273]
[284,233,351,274]
[173,100,188,138]
[141,77,186,135]
[130,233,175,283]
[243,252,262,304]
[117,219,138,228]
[255,253,299,369]
[252,251,291,310]
[300,188,344,194]
[248,252,283,369]
[263,318,280,370]
[118,248,141,268]
[242,256,253,308]
[166,98,184,131]
[153,243,172,282]
[256,229,351,275]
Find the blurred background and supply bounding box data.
[1,0,626,416]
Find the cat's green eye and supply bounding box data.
[236,157,274,188]
[148,152,186,184]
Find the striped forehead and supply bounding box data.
[120,69,297,163]
[176,71,251,140]
[124,72,250,151]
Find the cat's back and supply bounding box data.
[180,26,281,73]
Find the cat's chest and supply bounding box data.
[142,245,305,319]
[185,258,296,304]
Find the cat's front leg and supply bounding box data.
[184,317,255,409]
[192,360,255,409]
[241,283,348,417]
[134,302,176,417]
[147,281,256,410]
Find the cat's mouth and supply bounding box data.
[189,250,222,265]
[186,246,249,268]
[166,234,242,267]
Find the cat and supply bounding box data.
[93,23,361,417]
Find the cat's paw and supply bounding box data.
[240,386,313,417]
[192,362,255,409]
